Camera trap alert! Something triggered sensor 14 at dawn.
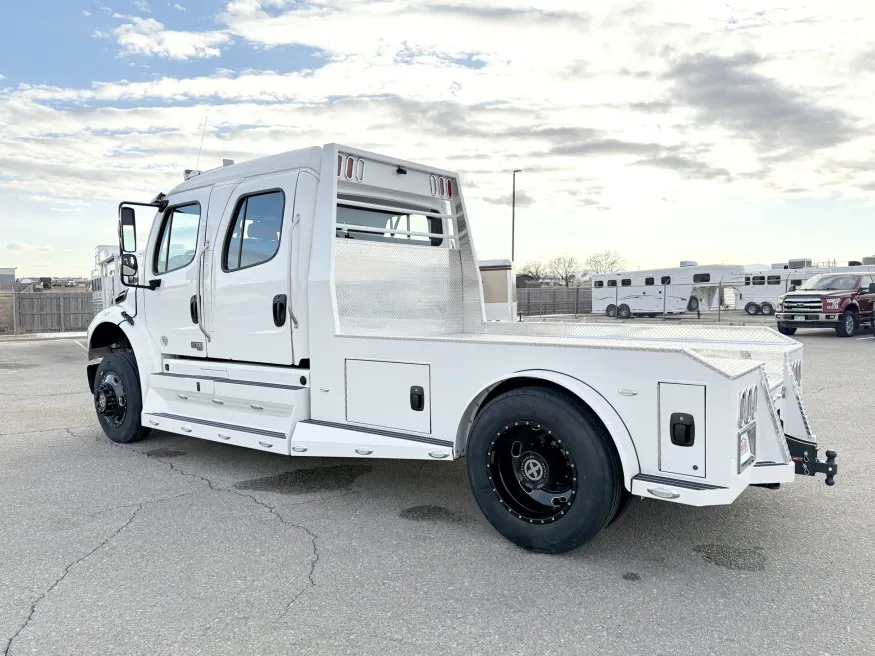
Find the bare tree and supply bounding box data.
[518,261,547,281]
[548,255,580,287]
[583,250,625,274]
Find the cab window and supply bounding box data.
[154,203,201,274]
[223,191,285,271]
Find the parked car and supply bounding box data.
[776,273,875,337]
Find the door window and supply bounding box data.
[223,191,285,271]
[154,203,201,274]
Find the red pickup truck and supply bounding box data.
[776,273,875,337]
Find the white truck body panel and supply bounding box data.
[88,144,824,522]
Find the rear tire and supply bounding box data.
[836,310,856,337]
[618,304,631,319]
[778,325,797,336]
[466,387,622,554]
[744,302,760,316]
[606,305,617,318]
[687,296,700,312]
[760,302,775,316]
[93,352,150,444]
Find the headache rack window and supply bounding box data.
[335,201,455,248]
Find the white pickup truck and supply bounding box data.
[86,144,837,553]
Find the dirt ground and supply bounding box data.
[0,294,12,334]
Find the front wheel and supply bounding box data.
[836,310,856,337]
[778,325,797,336]
[93,352,150,444]
[466,387,622,553]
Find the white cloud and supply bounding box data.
[113,17,231,59]
[172,3,186,10]
[3,0,875,273]
[82,9,91,16]
[0,73,5,80]
[92,30,111,39]
[132,0,151,12]
[6,242,54,252]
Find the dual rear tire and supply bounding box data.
[466,387,626,554]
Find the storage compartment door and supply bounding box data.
[345,360,431,434]
[659,382,706,478]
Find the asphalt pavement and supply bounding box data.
[0,331,872,655]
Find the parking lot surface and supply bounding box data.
[1,333,873,655]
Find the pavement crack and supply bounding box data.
[118,444,322,617]
[2,503,143,656]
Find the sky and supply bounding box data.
[1,0,875,277]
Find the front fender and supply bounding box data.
[456,369,641,490]
[87,305,161,397]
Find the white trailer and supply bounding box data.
[86,145,837,553]
[591,264,744,318]
[479,259,517,321]
[736,265,875,316]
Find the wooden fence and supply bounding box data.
[12,292,94,332]
[517,287,592,316]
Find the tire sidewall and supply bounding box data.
[466,389,618,553]
[94,353,145,443]
[745,302,759,316]
[761,303,774,315]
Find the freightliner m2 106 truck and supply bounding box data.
[86,145,837,553]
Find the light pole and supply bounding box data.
[511,169,522,262]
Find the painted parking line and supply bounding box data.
[73,340,88,350]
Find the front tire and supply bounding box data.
[466,387,622,554]
[93,352,150,444]
[778,325,797,336]
[836,310,856,337]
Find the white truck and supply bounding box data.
[86,144,837,553]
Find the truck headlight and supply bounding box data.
[825,298,840,310]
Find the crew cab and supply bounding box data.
[776,273,875,337]
[86,144,837,553]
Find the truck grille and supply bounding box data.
[783,297,822,312]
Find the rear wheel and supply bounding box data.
[778,325,797,336]
[606,304,617,318]
[687,296,700,312]
[93,352,150,444]
[836,310,856,337]
[745,302,760,316]
[760,302,775,316]
[466,387,622,553]
[617,304,631,319]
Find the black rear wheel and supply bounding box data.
[618,304,631,319]
[606,305,617,318]
[93,352,150,444]
[466,387,622,553]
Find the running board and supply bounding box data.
[146,412,286,439]
[291,420,456,461]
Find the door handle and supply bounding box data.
[410,385,425,411]
[273,294,287,327]
[189,295,198,324]
[196,248,210,342]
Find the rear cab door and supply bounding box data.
[858,275,875,323]
[205,171,298,364]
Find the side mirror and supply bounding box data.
[120,206,137,253]
[121,253,139,278]
[788,284,796,292]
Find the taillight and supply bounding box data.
[447,179,453,197]
[438,177,445,197]
[337,154,342,177]
[345,156,355,180]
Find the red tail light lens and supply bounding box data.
[438,177,445,197]
[337,154,343,177]
[447,179,453,197]
[345,156,354,179]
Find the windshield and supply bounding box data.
[799,274,859,291]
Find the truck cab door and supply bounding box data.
[144,188,210,357]
[859,275,875,323]
[204,171,298,365]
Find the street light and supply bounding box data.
[511,169,522,262]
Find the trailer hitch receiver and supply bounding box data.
[787,436,838,486]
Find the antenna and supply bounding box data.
[195,116,208,170]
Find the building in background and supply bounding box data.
[0,267,16,289]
